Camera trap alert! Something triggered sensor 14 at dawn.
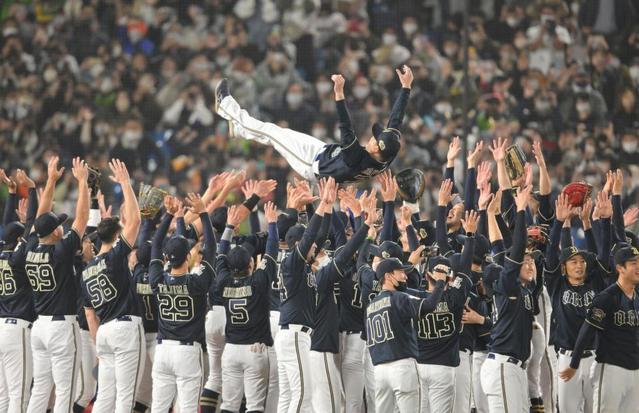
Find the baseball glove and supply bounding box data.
[527,225,549,244]
[504,145,526,182]
[561,182,593,208]
[139,183,167,218]
[395,168,425,203]
[87,166,101,198]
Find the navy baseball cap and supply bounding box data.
[428,255,452,274]
[227,243,255,275]
[285,224,306,249]
[372,123,401,162]
[559,246,588,264]
[1,221,25,245]
[277,208,299,242]
[614,246,639,266]
[210,206,228,234]
[165,236,195,266]
[370,240,403,260]
[375,258,413,280]
[454,234,491,263]
[413,220,435,246]
[34,212,68,238]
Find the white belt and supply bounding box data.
[0,317,32,328]
[158,339,201,349]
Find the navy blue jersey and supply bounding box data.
[217,223,279,346]
[459,290,486,352]
[408,273,472,367]
[586,283,639,370]
[338,269,364,333]
[269,248,287,312]
[81,238,140,323]
[25,230,82,315]
[0,239,37,322]
[358,264,381,341]
[473,296,493,352]
[133,263,158,333]
[278,214,322,328]
[74,255,88,330]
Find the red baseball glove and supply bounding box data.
[561,182,593,208]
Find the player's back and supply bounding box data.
[0,240,36,321]
[25,230,81,315]
[133,263,158,333]
[278,250,316,327]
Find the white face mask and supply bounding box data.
[316,81,332,95]
[317,255,331,269]
[630,66,639,84]
[43,68,58,83]
[382,33,396,46]
[286,93,303,108]
[576,102,591,113]
[353,85,370,100]
[122,130,142,149]
[622,141,638,153]
[312,127,326,138]
[506,16,519,28]
[403,23,417,35]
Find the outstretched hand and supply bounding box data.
[264,201,278,224]
[396,65,414,88]
[72,157,89,182]
[489,137,508,162]
[47,156,65,182]
[185,193,205,215]
[331,74,345,100]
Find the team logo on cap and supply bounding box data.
[570,246,578,254]
[382,251,390,259]
[419,228,428,239]
[591,307,605,322]
[378,140,386,151]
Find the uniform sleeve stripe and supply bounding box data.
[332,261,344,278]
[505,255,523,265]
[585,319,604,331]
[120,236,133,249]
[150,259,163,265]
[263,254,277,264]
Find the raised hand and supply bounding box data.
[603,170,613,195]
[624,207,639,228]
[320,177,338,205]
[477,161,493,188]
[396,65,414,88]
[478,182,493,211]
[461,210,480,233]
[555,193,573,222]
[47,156,65,182]
[164,196,180,215]
[487,189,502,215]
[532,140,546,169]
[408,245,426,266]
[72,157,89,182]
[467,141,484,168]
[447,136,462,165]
[331,74,345,98]
[397,205,412,231]
[97,190,112,219]
[108,159,130,185]
[185,193,205,215]
[0,169,17,193]
[15,169,35,188]
[514,185,532,212]
[363,191,379,226]
[338,187,362,216]
[580,196,593,225]
[173,198,185,218]
[489,137,508,162]
[612,169,623,196]
[523,163,533,188]
[254,180,277,198]
[438,179,454,207]
[208,171,231,194]
[264,201,278,224]
[226,205,244,227]
[596,191,612,219]
[377,170,398,202]
[16,198,27,223]
[226,170,247,190]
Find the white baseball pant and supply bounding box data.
[74,328,97,409]
[27,315,81,413]
[557,351,593,413]
[151,340,205,412]
[362,346,376,413]
[310,351,343,413]
[220,343,270,412]
[471,351,489,413]
[217,95,325,181]
[453,350,473,413]
[592,362,639,413]
[373,358,421,413]
[274,326,313,413]
[480,355,529,413]
[92,316,146,413]
[265,311,280,413]
[204,306,226,395]
[536,287,556,413]
[0,318,32,413]
[339,332,365,413]
[418,363,455,413]
[136,332,158,409]
[526,322,545,400]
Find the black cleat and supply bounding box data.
[214,78,229,113]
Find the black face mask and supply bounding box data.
[471,270,483,283]
[396,281,407,292]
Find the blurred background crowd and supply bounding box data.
[2,0,639,222]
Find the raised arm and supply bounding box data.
[378,171,397,242]
[14,169,37,232]
[436,179,454,255]
[331,74,357,149]
[459,211,479,277]
[109,159,140,246]
[36,156,65,218]
[464,142,484,211]
[186,193,216,265]
[149,203,174,287]
[0,169,18,225]
[500,186,532,294]
[610,170,626,243]
[594,191,612,268]
[71,158,90,238]
[445,137,461,187]
[386,65,412,129]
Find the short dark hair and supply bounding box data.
[97,217,122,243]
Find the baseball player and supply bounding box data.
[311,191,374,413]
[80,160,144,413]
[366,257,447,413]
[560,245,639,412]
[149,193,215,411]
[213,68,412,184]
[0,169,37,413]
[275,176,338,413]
[215,201,278,412]
[25,157,89,413]
[480,184,538,413]
[545,192,613,413]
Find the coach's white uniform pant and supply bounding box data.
[92,316,145,413]
[471,351,488,413]
[151,341,205,412]
[310,351,343,413]
[536,288,556,413]
[339,332,365,413]
[274,326,313,413]
[217,95,325,181]
[74,328,97,408]
[453,350,473,413]
[265,311,280,413]
[374,358,421,413]
[27,315,81,413]
[204,306,225,395]
[418,363,455,413]
[0,318,32,413]
[526,322,545,400]
[221,343,270,412]
[136,332,158,409]
[481,354,528,413]
[557,351,594,413]
[591,362,639,413]
[362,345,376,413]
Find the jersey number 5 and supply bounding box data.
[228,298,249,325]
[25,264,56,292]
